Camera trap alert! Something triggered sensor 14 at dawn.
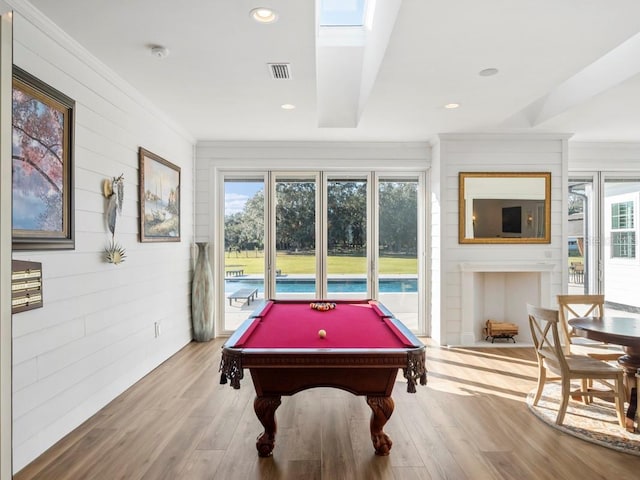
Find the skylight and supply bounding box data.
[320,0,367,27]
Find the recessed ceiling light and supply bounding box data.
[444,103,460,109]
[250,7,278,23]
[281,104,296,110]
[479,67,499,77]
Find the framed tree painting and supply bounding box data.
[138,147,181,242]
[12,66,75,250]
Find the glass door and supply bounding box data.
[377,177,421,331]
[273,174,318,299]
[567,176,595,294]
[222,177,266,331]
[326,176,369,299]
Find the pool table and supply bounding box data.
[219,299,427,457]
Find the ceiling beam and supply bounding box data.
[512,31,640,127]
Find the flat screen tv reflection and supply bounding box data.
[502,206,522,234]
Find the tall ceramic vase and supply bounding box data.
[191,242,214,342]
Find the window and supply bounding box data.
[320,0,367,26]
[611,201,633,229]
[611,201,635,259]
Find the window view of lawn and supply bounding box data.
[225,250,417,275]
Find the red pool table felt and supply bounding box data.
[234,300,415,349]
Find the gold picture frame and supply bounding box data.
[459,172,551,244]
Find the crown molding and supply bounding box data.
[436,132,574,142]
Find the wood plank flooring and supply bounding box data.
[14,339,640,480]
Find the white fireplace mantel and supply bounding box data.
[458,261,557,345]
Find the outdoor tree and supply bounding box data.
[224,180,417,256]
[224,212,244,252]
[379,182,418,255]
[242,189,265,249]
[327,181,366,252]
[568,193,584,215]
[275,181,316,251]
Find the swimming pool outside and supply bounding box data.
[225,276,417,294]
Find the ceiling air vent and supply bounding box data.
[268,63,291,79]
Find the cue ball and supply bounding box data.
[318,329,326,338]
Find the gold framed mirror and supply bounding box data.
[459,172,551,244]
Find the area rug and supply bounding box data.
[526,383,640,456]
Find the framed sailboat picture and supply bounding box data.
[138,147,181,242]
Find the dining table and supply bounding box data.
[568,316,640,396]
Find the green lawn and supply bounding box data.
[225,251,417,274]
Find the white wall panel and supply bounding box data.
[569,142,640,171]
[10,8,195,473]
[433,134,567,346]
[11,359,35,393]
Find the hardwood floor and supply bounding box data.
[14,339,639,480]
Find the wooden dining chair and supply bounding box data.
[557,294,623,360]
[527,304,626,427]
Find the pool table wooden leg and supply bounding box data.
[367,395,394,456]
[254,396,282,457]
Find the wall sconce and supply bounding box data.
[526,212,533,226]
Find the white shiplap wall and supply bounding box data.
[11,9,195,472]
[428,139,442,342]
[432,134,568,346]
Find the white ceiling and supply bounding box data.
[23,0,640,142]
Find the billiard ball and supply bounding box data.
[318,329,326,338]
